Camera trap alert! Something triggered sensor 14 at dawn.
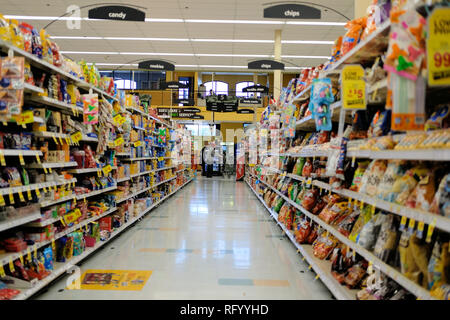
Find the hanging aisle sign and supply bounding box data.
[239,98,261,104]
[427,7,450,86]
[237,109,255,114]
[242,85,269,94]
[341,65,367,110]
[88,6,146,21]
[248,60,285,70]
[161,81,189,90]
[175,98,195,105]
[263,4,321,19]
[138,60,175,71]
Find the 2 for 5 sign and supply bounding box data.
[341,65,366,110]
[428,7,450,86]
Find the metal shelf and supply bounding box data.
[0,211,42,233]
[0,178,77,196]
[68,166,117,174]
[75,185,117,200]
[0,149,42,156]
[27,161,78,169]
[28,95,83,114]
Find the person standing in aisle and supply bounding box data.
[206,144,214,178]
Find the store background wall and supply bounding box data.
[355,0,371,18]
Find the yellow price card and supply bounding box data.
[35,154,41,164]
[0,264,5,277]
[18,191,25,202]
[134,141,142,147]
[341,65,366,110]
[102,165,112,175]
[27,247,31,261]
[0,194,5,206]
[427,8,450,86]
[0,150,5,166]
[70,131,83,144]
[9,258,15,272]
[114,137,124,146]
[35,187,41,198]
[18,153,25,165]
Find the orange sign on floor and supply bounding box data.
[73,269,152,291]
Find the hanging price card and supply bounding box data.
[102,165,112,175]
[18,153,25,165]
[113,114,124,126]
[9,258,14,272]
[408,218,416,234]
[8,192,14,204]
[114,137,124,146]
[0,264,5,277]
[400,216,408,231]
[426,218,437,243]
[26,247,31,261]
[0,194,4,206]
[134,141,142,147]
[341,65,367,110]
[158,157,164,162]
[71,131,83,144]
[427,8,450,86]
[33,244,37,258]
[18,253,23,264]
[26,187,32,200]
[18,190,25,202]
[35,187,41,198]
[417,221,425,239]
[35,154,41,164]
[0,150,5,166]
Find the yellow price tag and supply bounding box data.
[368,261,373,274]
[341,65,366,110]
[35,154,41,164]
[18,190,25,202]
[83,197,87,204]
[314,274,320,280]
[249,164,255,167]
[48,167,52,173]
[59,136,64,145]
[426,218,437,243]
[0,150,5,166]
[43,166,48,174]
[417,221,425,239]
[51,239,55,250]
[26,247,31,261]
[134,141,142,147]
[60,217,66,227]
[42,185,47,193]
[158,157,164,162]
[427,7,450,86]
[400,216,408,231]
[114,137,124,146]
[18,153,25,166]
[408,218,416,232]
[351,155,356,167]
[70,131,83,144]
[21,110,34,125]
[26,187,32,200]
[0,194,5,206]
[0,264,5,277]
[18,253,24,264]
[97,170,102,177]
[9,257,15,272]
[102,165,112,175]
[308,265,312,270]
[33,244,37,258]
[35,187,41,198]
[52,133,58,145]
[359,200,364,210]
[113,114,123,126]
[8,192,14,204]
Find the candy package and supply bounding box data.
[308,78,334,131]
[349,161,370,192]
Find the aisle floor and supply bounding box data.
[35,177,333,300]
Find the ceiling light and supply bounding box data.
[144,18,184,22]
[282,40,334,44]
[196,54,270,58]
[283,55,331,59]
[60,51,119,55]
[185,19,284,24]
[120,52,195,56]
[191,39,274,43]
[286,21,346,26]
[50,36,103,40]
[87,63,138,66]
[104,37,190,41]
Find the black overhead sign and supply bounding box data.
[161,81,189,90]
[242,85,269,94]
[138,60,175,71]
[248,60,285,70]
[157,107,204,119]
[263,4,321,19]
[206,97,239,113]
[237,109,255,114]
[239,98,261,104]
[88,6,146,22]
[175,98,194,105]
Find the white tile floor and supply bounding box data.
[34,177,333,300]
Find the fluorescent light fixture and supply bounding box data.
[60,51,119,55]
[286,21,346,26]
[282,40,334,44]
[191,39,274,43]
[87,63,138,66]
[197,65,248,68]
[4,15,345,26]
[51,36,103,40]
[104,37,190,41]
[60,51,329,59]
[285,67,310,70]
[185,19,284,24]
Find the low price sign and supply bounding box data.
[427,7,450,86]
[341,65,366,110]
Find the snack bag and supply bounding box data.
[405,171,436,211]
[293,157,306,176]
[359,160,387,196]
[341,17,367,56]
[349,161,370,192]
[313,232,338,260]
[427,240,449,291]
[388,165,428,205]
[373,214,400,264]
[319,202,348,224]
[430,174,450,218]
[376,160,408,201]
[308,78,334,131]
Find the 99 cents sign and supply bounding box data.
[427,7,450,86]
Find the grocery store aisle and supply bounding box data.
[34,177,332,300]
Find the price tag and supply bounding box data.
[114,137,124,146]
[35,187,41,198]
[308,265,312,270]
[33,244,37,258]
[351,155,356,167]
[408,218,416,234]
[48,167,52,173]
[368,261,373,274]
[427,7,450,86]
[65,137,71,145]
[400,216,408,231]
[97,170,102,177]
[0,264,5,277]
[341,65,366,110]
[42,185,47,193]
[9,257,15,272]
[51,239,55,250]
[314,274,320,280]
[134,141,142,147]
[307,178,312,185]
[72,181,76,189]
[371,204,376,215]
[73,195,77,205]
[0,150,5,166]
[158,157,164,162]
[18,190,25,202]
[8,192,14,204]
[35,154,41,164]
[52,133,58,145]
[70,131,83,144]
[426,218,437,243]
[60,217,66,227]
[26,247,31,261]
[249,164,255,167]
[18,253,24,264]
[83,197,87,204]
[59,136,64,145]
[18,153,25,165]
[26,187,32,200]
[43,166,48,174]
[102,165,112,175]
[348,197,352,209]
[417,221,425,239]
[0,194,5,206]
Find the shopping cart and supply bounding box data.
[223,164,235,179]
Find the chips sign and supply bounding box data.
[341,65,367,110]
[427,7,450,86]
[248,60,285,70]
[138,60,175,71]
[263,4,321,19]
[88,5,146,21]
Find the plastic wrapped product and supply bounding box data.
[349,206,372,243]
[376,160,408,201]
[427,240,449,292]
[308,78,334,132]
[294,217,312,244]
[312,233,338,260]
[398,232,432,288]
[349,161,371,192]
[430,174,450,218]
[360,160,387,196]
[390,165,428,205]
[301,188,319,211]
[373,214,400,263]
[356,213,383,250]
[337,209,360,237]
[273,196,285,213]
[318,202,348,224]
[405,171,436,211]
[341,17,367,56]
[292,157,306,176]
[344,261,367,289]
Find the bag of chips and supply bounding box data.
[430,174,450,218]
[349,161,370,192]
[405,171,436,211]
[359,160,387,196]
[376,160,408,201]
[427,240,450,291]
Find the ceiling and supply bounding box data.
[1,0,355,72]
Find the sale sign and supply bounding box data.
[341,65,366,110]
[82,94,99,124]
[427,7,450,86]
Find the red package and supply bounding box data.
[301,188,319,211]
[313,234,338,260]
[0,288,21,300]
[294,218,312,244]
[99,216,112,232]
[306,226,318,244]
[302,159,313,177]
